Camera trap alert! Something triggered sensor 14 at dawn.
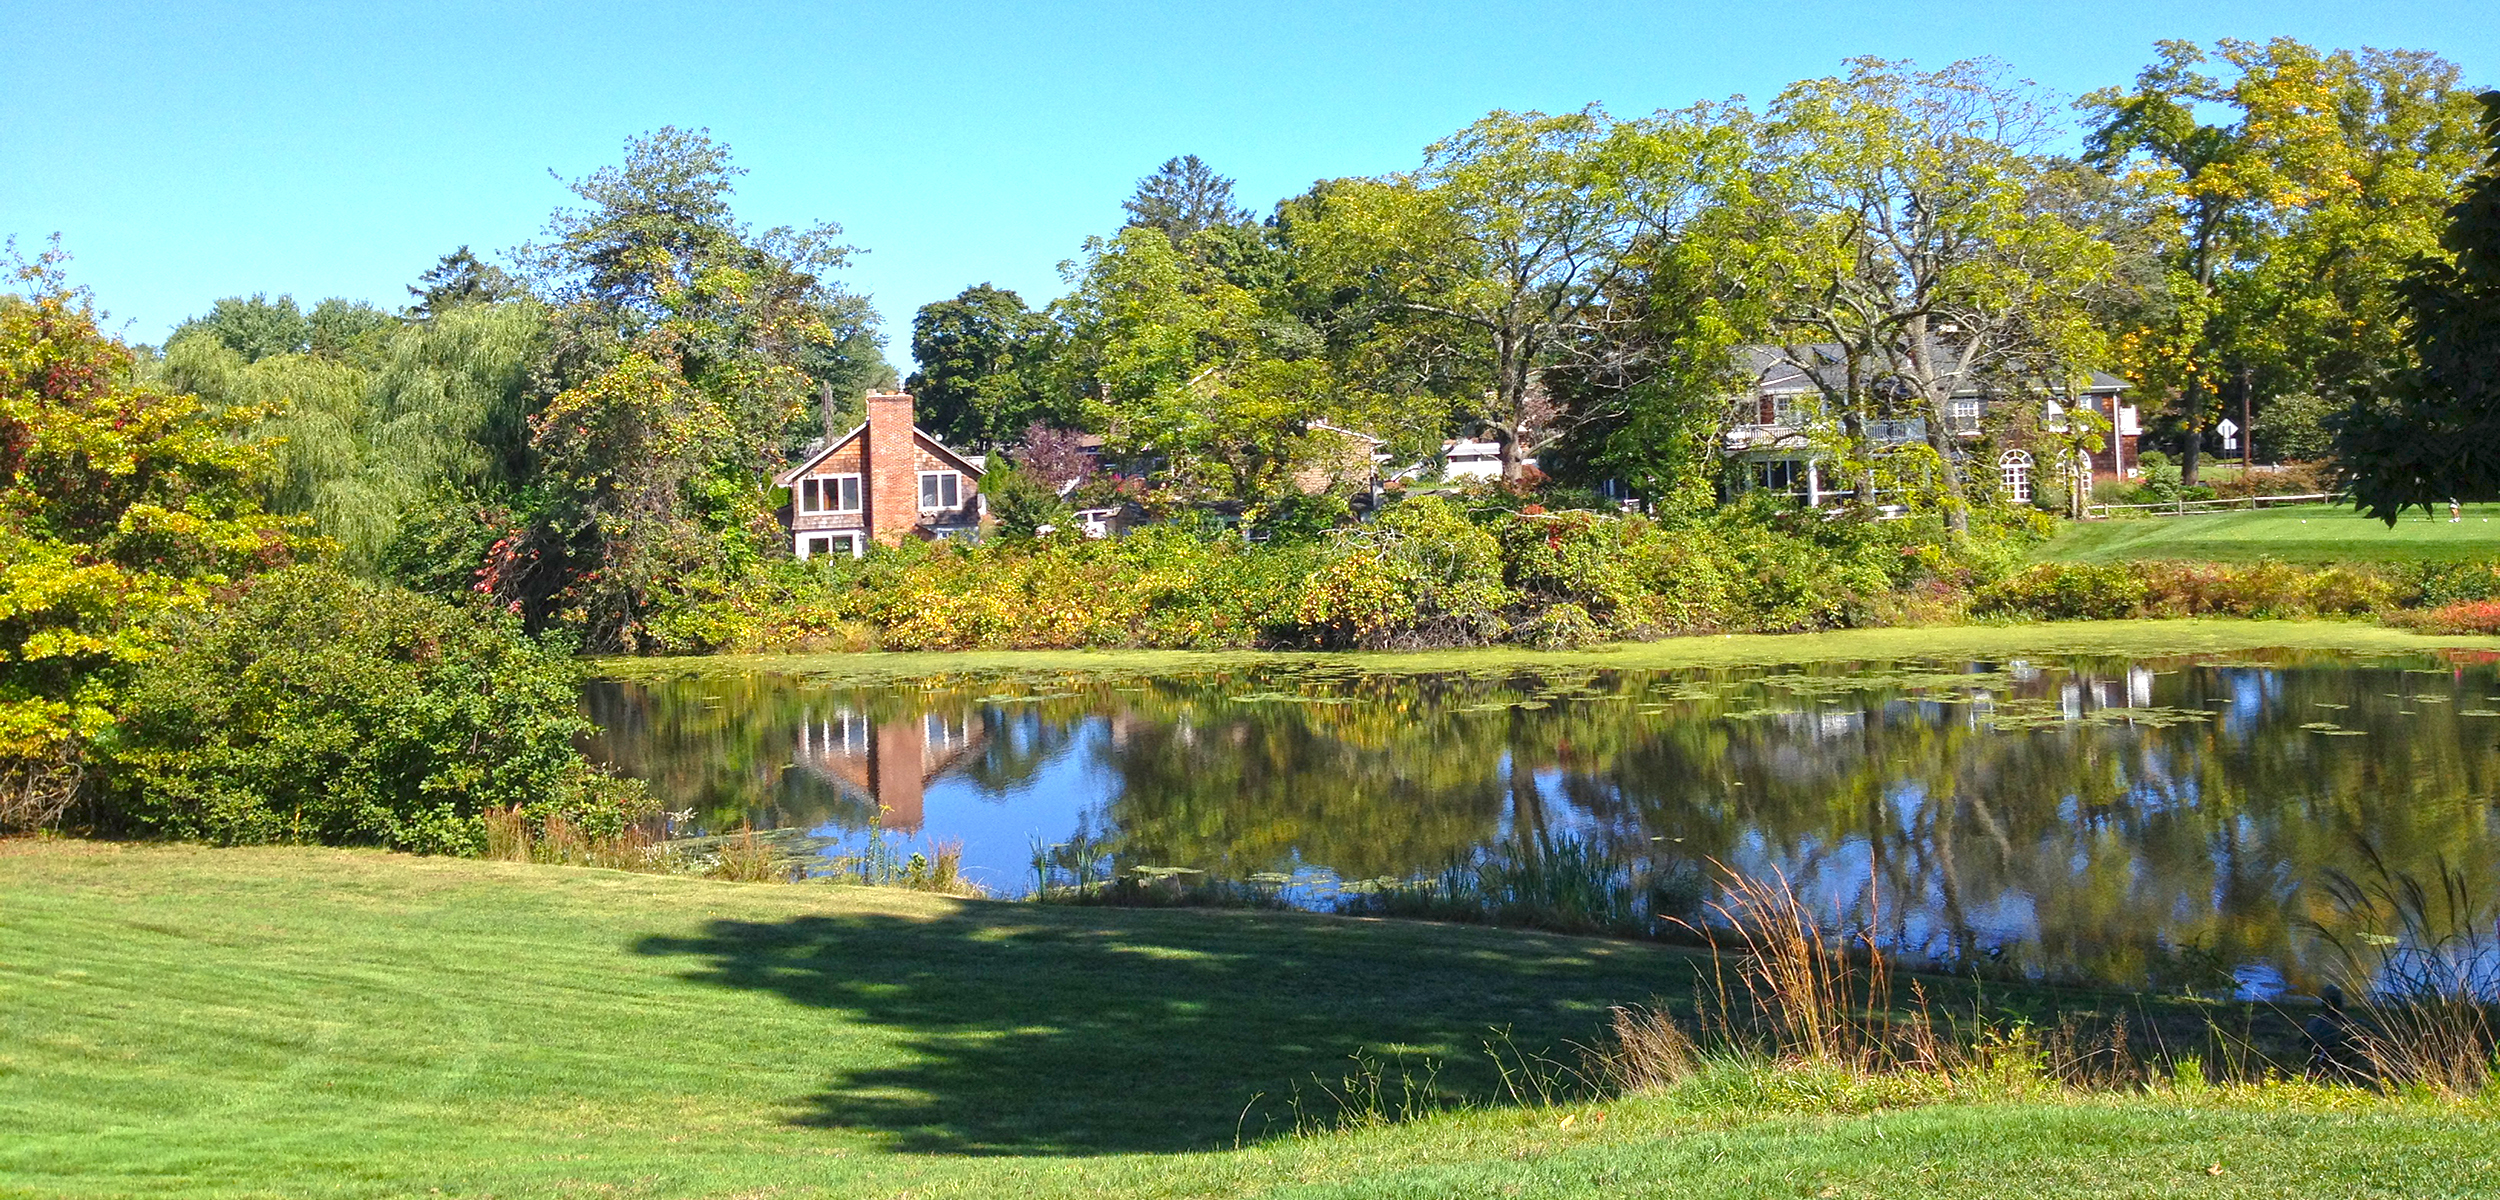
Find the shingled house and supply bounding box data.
[774,391,986,559]
[1725,345,2137,507]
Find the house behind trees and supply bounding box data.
[775,392,987,559]
[1724,345,2137,507]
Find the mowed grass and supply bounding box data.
[3,842,2496,1198]
[2036,503,2500,565]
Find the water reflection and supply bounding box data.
[582,649,2500,993]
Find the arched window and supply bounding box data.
[1998,449,2034,503]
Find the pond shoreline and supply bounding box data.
[589,617,2500,683]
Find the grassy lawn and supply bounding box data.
[2035,503,2500,565]
[4,841,2494,1198]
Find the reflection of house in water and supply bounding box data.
[793,708,985,833]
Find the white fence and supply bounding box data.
[2083,493,2338,519]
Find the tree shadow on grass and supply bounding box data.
[633,902,1706,1156]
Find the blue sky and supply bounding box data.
[5,1,2494,368]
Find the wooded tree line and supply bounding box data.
[8,39,2498,665]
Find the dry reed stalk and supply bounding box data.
[0,753,81,835]
[2312,847,2499,1096]
[1588,1003,1703,1092]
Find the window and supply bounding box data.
[1947,398,1981,431]
[1754,459,1804,494]
[797,532,861,561]
[918,470,962,511]
[798,473,860,514]
[1998,449,2033,503]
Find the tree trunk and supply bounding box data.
[1924,410,1969,536]
[2180,381,2204,487]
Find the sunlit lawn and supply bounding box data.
[2037,503,2500,565]
[4,842,2495,1198]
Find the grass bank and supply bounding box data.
[594,618,2500,685]
[2036,503,2500,565]
[5,842,2495,1198]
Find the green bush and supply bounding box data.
[983,463,1075,540]
[1974,563,2153,620]
[1293,496,1512,648]
[1975,560,2402,621]
[99,566,646,853]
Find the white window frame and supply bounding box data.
[798,473,862,514]
[1998,449,2033,503]
[918,470,962,511]
[796,531,862,561]
[1947,397,1982,431]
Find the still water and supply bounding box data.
[583,648,2500,994]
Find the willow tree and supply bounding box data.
[1744,58,2113,531]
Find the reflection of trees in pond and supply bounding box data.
[588,653,2500,989]
[1592,662,2500,988]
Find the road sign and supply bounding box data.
[2217,417,2240,451]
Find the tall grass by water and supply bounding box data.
[2310,845,2499,1095]
[1297,857,2500,1135]
[1337,833,1703,938]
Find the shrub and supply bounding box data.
[99,566,647,853]
[2414,599,2500,635]
[1294,496,1511,648]
[2412,560,2500,607]
[982,463,1074,540]
[1492,511,1647,625]
[1974,563,2152,620]
[1976,560,2402,621]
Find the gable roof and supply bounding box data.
[772,423,988,488]
[773,423,867,488]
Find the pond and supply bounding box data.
[582,645,2500,996]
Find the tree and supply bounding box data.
[2340,92,2500,521]
[2084,39,2484,485]
[0,244,306,831]
[905,284,1058,449]
[1008,421,1096,491]
[168,293,312,362]
[1296,107,1716,479]
[1745,59,2112,531]
[503,127,877,648]
[408,246,520,317]
[1059,228,1406,498]
[1122,155,1253,244]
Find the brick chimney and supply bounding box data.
[864,391,919,546]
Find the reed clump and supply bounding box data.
[824,834,987,896]
[481,807,664,872]
[2309,846,2499,1096]
[1335,833,1702,938]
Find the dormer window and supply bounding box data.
[799,474,861,514]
